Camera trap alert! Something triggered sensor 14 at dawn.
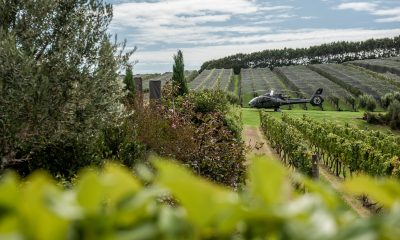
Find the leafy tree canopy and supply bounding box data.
[0,0,134,168]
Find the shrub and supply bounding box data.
[382,92,400,109]
[388,100,400,129]
[9,114,144,179]
[136,88,246,187]
[13,137,103,179]
[358,94,377,111]
[366,97,377,112]
[187,90,229,114]
[328,96,340,111]
[363,100,400,130]
[381,93,394,109]
[395,92,400,102]
[101,117,145,167]
[226,92,241,105]
[345,95,357,111]
[358,95,368,108]
[223,106,243,140]
[364,112,385,124]
[136,104,198,163]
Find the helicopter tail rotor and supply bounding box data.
[310,88,324,106]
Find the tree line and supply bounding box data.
[200,36,400,74]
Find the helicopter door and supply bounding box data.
[259,97,271,106]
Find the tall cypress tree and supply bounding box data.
[172,50,188,96]
[124,66,135,100]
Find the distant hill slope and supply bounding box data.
[200,36,400,74]
[194,58,400,110]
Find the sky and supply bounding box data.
[107,0,400,73]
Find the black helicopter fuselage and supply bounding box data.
[249,96,310,108]
[248,88,324,110]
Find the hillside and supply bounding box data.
[190,57,400,109]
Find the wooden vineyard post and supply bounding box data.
[134,77,143,108]
[312,154,319,180]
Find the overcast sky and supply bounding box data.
[107,0,400,73]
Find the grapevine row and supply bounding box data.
[260,112,313,176]
[292,115,400,157]
[281,114,400,178]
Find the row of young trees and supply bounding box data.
[201,36,400,73]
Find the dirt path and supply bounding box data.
[242,124,371,218]
[243,126,279,159]
[319,166,371,217]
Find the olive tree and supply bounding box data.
[0,0,134,170]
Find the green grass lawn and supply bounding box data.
[241,93,253,108]
[242,108,261,127]
[240,97,355,111]
[242,107,398,134]
[266,109,398,134]
[232,75,240,96]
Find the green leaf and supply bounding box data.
[18,172,69,240]
[153,158,242,235]
[248,156,289,205]
[0,172,20,211]
[158,205,191,239]
[343,175,400,209]
[114,186,161,227]
[101,163,142,208]
[300,176,341,209]
[76,169,104,216]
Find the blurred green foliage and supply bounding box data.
[0,157,400,239]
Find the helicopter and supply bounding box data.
[248,88,324,111]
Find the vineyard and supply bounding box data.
[189,69,233,91]
[351,58,400,76]
[274,66,354,110]
[309,64,400,98]
[241,68,289,107]
[260,112,400,178]
[191,57,400,110]
[139,71,197,92]
[4,1,400,238]
[142,72,172,91]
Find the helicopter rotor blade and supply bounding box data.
[252,90,270,92]
[252,89,304,94]
[279,90,304,94]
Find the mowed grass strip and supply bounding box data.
[242,108,261,127]
[267,110,399,134]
